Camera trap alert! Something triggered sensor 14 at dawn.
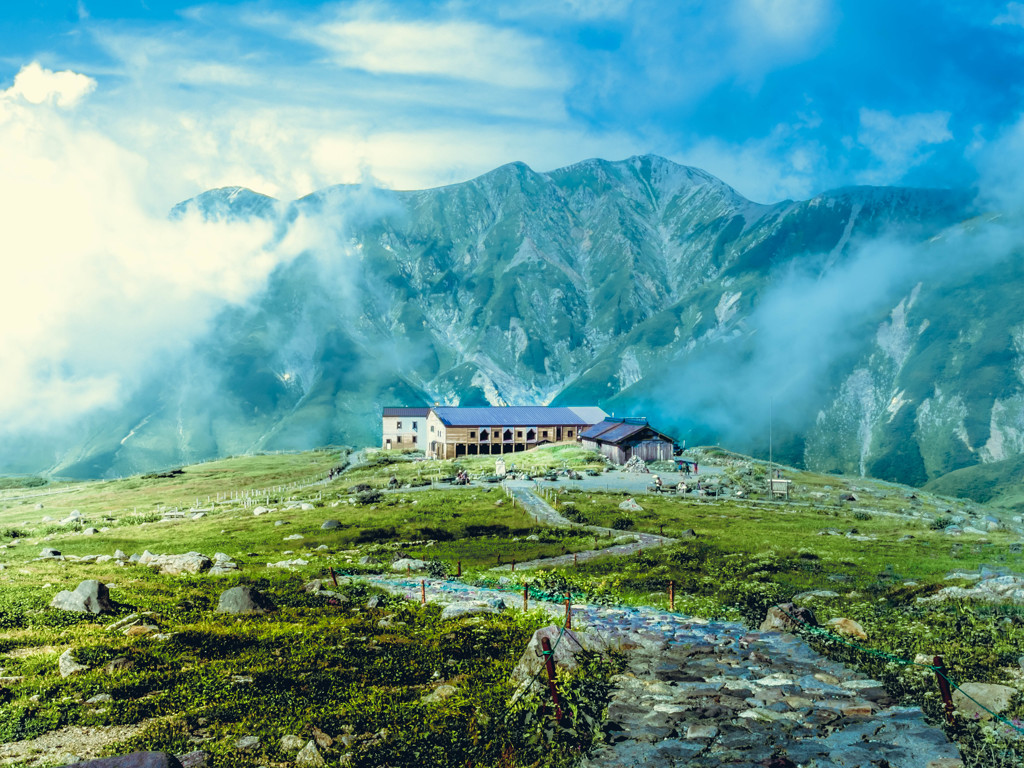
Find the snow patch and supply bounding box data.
[714,292,741,327]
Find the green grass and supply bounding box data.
[1,446,1022,767]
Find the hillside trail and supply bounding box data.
[365,489,964,767]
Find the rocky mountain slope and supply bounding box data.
[11,155,1024,498]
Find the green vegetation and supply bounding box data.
[0,445,1022,767]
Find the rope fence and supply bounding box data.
[777,605,1024,738]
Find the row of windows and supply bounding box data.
[393,435,417,444]
[395,420,418,430]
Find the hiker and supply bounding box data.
[676,481,688,493]
[653,475,662,489]
[693,461,698,475]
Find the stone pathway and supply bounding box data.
[361,487,963,767]
[491,485,675,571]
[364,574,962,767]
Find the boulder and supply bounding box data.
[216,586,276,615]
[618,498,643,512]
[321,520,342,530]
[827,617,868,640]
[51,580,115,614]
[253,507,270,516]
[280,735,306,752]
[40,548,63,559]
[510,625,610,695]
[58,648,89,677]
[267,558,309,569]
[440,602,496,620]
[235,735,260,752]
[952,682,1018,720]
[83,528,100,536]
[391,558,427,572]
[139,551,212,575]
[295,741,325,768]
[63,753,183,768]
[759,603,817,633]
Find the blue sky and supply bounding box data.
[3,0,1024,205]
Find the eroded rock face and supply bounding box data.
[51,580,115,614]
[391,558,427,572]
[509,625,609,694]
[216,586,276,615]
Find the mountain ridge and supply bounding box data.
[11,155,1020,505]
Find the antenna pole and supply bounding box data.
[769,397,773,493]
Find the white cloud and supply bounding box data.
[290,15,567,89]
[0,75,285,435]
[1,62,97,108]
[994,2,1024,26]
[855,108,953,184]
[678,124,830,203]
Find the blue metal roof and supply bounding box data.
[433,406,606,427]
[382,407,430,417]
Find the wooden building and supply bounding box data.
[424,406,608,459]
[579,418,674,464]
[381,407,430,450]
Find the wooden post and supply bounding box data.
[329,567,339,588]
[523,584,529,612]
[565,592,572,629]
[457,560,462,577]
[511,559,515,572]
[573,552,578,568]
[660,524,664,536]
[933,656,956,725]
[421,580,427,604]
[669,580,675,611]
[540,636,564,723]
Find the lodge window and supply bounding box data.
[542,430,548,438]
[396,435,402,444]
[412,435,417,444]
[567,429,574,437]
[516,430,523,439]
[430,425,434,433]
[470,431,476,438]
[412,421,418,429]
[480,429,489,441]
[527,429,536,441]
[397,421,402,429]
[503,429,512,441]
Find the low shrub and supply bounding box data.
[610,515,635,530]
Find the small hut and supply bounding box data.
[579,418,674,465]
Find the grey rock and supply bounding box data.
[40,548,63,559]
[295,741,325,767]
[440,602,497,620]
[391,558,427,572]
[280,735,306,752]
[321,520,342,530]
[58,649,89,677]
[83,527,100,536]
[175,752,209,768]
[421,684,458,704]
[216,586,276,615]
[759,603,817,632]
[86,693,114,704]
[51,579,115,614]
[235,735,260,751]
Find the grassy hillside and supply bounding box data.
[0,445,1021,767]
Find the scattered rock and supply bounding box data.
[139,552,212,576]
[83,528,100,536]
[391,558,427,572]
[440,602,498,620]
[827,617,868,640]
[618,498,643,512]
[421,684,458,704]
[295,741,326,767]
[51,580,116,614]
[235,735,260,752]
[759,603,817,633]
[300,503,316,511]
[280,735,305,752]
[267,558,309,569]
[59,648,89,677]
[321,520,342,530]
[216,586,276,615]
[40,548,63,559]
[952,682,1018,720]
[85,693,114,704]
[252,507,270,516]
